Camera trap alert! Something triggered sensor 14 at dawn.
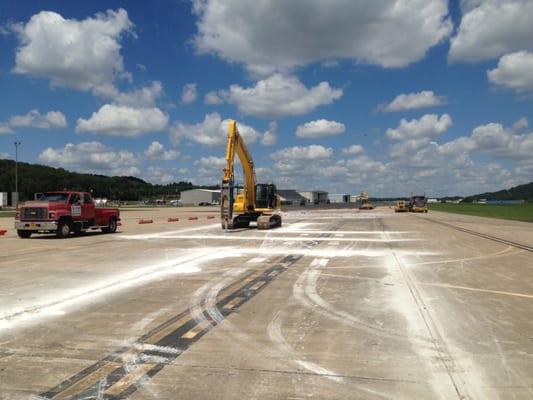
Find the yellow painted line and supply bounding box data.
[182,320,210,339]
[249,281,266,291]
[52,362,121,400]
[223,297,245,310]
[105,364,154,396]
[145,314,192,344]
[420,282,533,299]
[217,268,266,299]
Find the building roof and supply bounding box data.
[181,188,221,193]
[278,190,307,201]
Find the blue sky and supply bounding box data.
[0,0,532,197]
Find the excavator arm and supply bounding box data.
[222,119,256,211]
[221,120,282,230]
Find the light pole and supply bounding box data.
[14,141,21,205]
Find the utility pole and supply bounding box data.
[14,141,21,205]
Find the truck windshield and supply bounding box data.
[412,196,427,206]
[38,193,70,202]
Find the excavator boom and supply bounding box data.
[221,120,281,230]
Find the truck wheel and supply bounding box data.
[17,230,32,238]
[57,221,72,238]
[102,217,117,234]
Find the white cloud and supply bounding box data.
[196,156,227,169]
[94,81,164,107]
[487,51,533,93]
[379,90,446,112]
[342,145,364,155]
[261,121,277,146]
[386,114,452,140]
[389,138,432,158]
[0,123,13,134]
[38,141,139,176]
[144,166,186,184]
[513,117,528,131]
[144,141,179,160]
[13,9,133,91]
[296,119,345,138]
[204,90,224,104]
[193,156,227,183]
[169,112,262,146]
[9,109,67,129]
[449,0,533,63]
[181,83,198,104]
[469,123,533,160]
[193,0,452,75]
[219,74,342,118]
[344,156,386,173]
[0,152,11,159]
[272,145,333,160]
[76,104,168,137]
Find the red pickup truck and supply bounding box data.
[15,191,120,238]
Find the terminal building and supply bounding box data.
[180,189,220,205]
[298,190,329,204]
[277,190,308,205]
[328,193,350,203]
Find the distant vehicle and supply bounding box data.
[395,200,408,212]
[169,199,183,207]
[409,195,428,213]
[359,199,374,210]
[15,191,120,238]
[198,202,211,206]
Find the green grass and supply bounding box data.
[429,203,533,223]
[0,210,15,218]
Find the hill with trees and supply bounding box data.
[0,159,216,201]
[463,181,533,202]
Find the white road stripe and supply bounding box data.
[246,257,267,264]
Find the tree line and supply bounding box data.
[0,159,217,201]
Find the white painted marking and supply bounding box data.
[124,234,418,243]
[0,248,238,332]
[267,311,343,383]
[246,257,267,264]
[328,241,339,246]
[310,258,329,268]
[118,223,220,240]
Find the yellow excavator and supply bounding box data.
[220,120,282,230]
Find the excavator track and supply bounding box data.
[257,214,282,230]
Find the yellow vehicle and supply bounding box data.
[358,201,374,210]
[409,195,428,213]
[395,200,408,212]
[221,120,282,230]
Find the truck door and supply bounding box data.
[69,193,82,220]
[81,193,96,222]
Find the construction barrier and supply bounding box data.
[0,229,7,236]
[138,219,154,224]
[207,215,215,219]
[168,218,180,222]
[188,216,198,221]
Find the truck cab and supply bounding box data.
[15,191,120,238]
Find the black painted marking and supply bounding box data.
[39,252,313,400]
[413,215,533,253]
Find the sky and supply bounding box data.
[0,0,532,197]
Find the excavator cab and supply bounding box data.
[255,183,277,209]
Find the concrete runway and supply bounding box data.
[0,207,532,399]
